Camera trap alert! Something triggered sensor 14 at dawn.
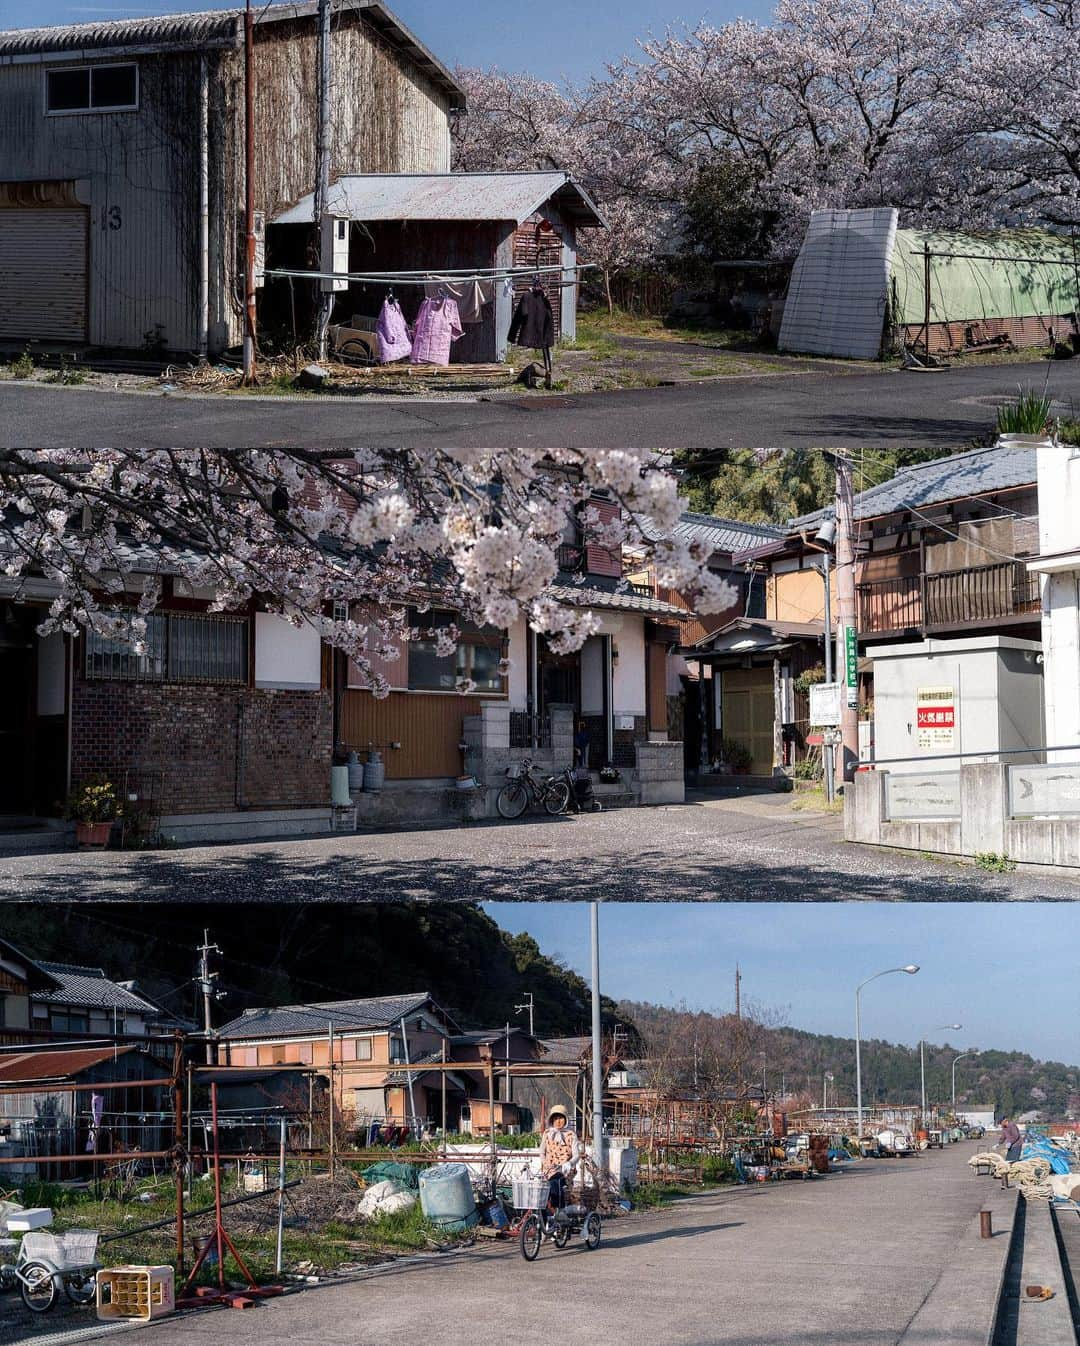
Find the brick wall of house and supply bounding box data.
[904,313,1075,356]
[71,680,332,814]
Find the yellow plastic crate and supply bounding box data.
[97,1265,174,1321]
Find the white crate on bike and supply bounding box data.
[505,763,523,779]
[21,1230,99,1269]
[511,1177,550,1210]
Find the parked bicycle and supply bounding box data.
[496,758,571,819]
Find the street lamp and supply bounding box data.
[812,513,837,802]
[856,965,920,1145]
[920,1025,962,1120]
[951,1051,974,1114]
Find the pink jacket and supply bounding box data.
[376,298,412,363]
[410,295,463,366]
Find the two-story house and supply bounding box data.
[725,445,1042,778]
[216,991,463,1134]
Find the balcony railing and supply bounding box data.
[556,543,585,573]
[857,561,1041,634]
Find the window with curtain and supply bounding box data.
[406,609,503,692]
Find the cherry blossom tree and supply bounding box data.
[0,450,734,697]
[950,0,1080,227]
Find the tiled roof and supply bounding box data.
[788,445,1037,530]
[0,939,62,994]
[640,511,784,556]
[35,963,160,1015]
[547,583,687,619]
[217,992,453,1040]
[384,1049,448,1085]
[0,1045,139,1085]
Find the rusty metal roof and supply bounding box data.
[273,172,604,228]
[0,1045,139,1085]
[0,2,466,107]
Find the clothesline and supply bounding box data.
[265,262,598,287]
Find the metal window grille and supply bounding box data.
[510,711,551,749]
[85,612,248,685]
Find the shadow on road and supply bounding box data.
[608,1220,743,1249]
[0,843,1043,902]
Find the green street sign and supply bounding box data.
[844,625,858,707]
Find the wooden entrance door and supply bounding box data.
[721,667,775,775]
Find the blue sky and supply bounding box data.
[6,0,776,82]
[486,903,1080,1065]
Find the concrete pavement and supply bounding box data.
[3,358,1079,448]
[57,1147,1015,1346]
[1,793,1077,902]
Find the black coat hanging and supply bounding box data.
[508,287,555,349]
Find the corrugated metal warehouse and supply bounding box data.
[0,1,465,355]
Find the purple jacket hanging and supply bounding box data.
[410,295,463,366]
[376,298,412,363]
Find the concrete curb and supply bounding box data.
[899,1180,1018,1346]
[1017,1197,1075,1346]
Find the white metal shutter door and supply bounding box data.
[0,208,88,342]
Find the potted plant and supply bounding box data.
[67,777,120,847]
[599,765,620,784]
[720,737,753,774]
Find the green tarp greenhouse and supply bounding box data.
[891,228,1080,325]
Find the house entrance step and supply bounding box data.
[0,818,76,854]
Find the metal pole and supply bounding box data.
[198,55,210,361]
[922,243,932,356]
[242,0,257,383]
[441,1041,447,1140]
[274,1114,286,1275]
[920,1040,926,1120]
[186,1063,194,1202]
[855,985,863,1145]
[834,454,859,783]
[327,1020,335,1179]
[400,1017,418,1133]
[505,1023,511,1105]
[590,901,604,1167]
[952,1052,973,1112]
[487,1056,496,1164]
[211,1083,224,1290]
[314,0,333,359]
[173,1037,185,1277]
[822,551,835,802]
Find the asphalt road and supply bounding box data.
[2,794,1077,902]
[3,359,1078,447]
[40,1146,1005,1346]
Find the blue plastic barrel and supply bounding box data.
[418,1163,479,1231]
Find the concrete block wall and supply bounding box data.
[845,763,1080,868]
[635,740,685,806]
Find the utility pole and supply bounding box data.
[242,0,257,383]
[590,902,604,1168]
[734,965,741,1020]
[313,0,333,359]
[821,547,836,802]
[514,992,535,1037]
[197,931,221,1066]
[834,451,860,782]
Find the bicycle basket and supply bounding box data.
[505,763,523,780]
[511,1177,550,1210]
[21,1231,98,1269]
